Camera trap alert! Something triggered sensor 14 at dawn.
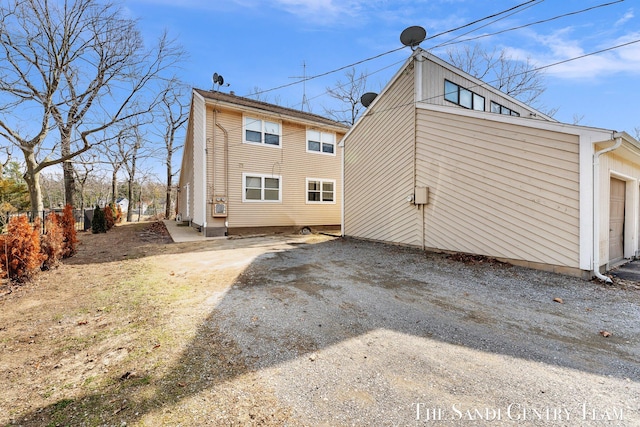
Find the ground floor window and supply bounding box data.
[306,178,335,203]
[243,173,281,202]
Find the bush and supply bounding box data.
[115,204,123,224]
[104,205,115,230]
[91,205,106,234]
[41,212,64,270]
[0,215,45,282]
[59,204,77,258]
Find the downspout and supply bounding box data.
[592,133,623,283]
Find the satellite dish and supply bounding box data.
[212,72,224,86]
[360,92,378,108]
[400,26,427,50]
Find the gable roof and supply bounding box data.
[194,88,349,132]
[341,49,621,144]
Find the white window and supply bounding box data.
[244,116,281,147]
[307,130,336,155]
[243,173,282,202]
[306,178,335,203]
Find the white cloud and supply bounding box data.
[615,9,634,27]
[507,28,640,80]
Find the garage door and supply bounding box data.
[609,178,625,263]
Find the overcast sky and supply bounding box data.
[125,0,639,135]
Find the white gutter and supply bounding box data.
[592,133,623,283]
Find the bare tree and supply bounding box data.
[104,119,154,222]
[0,0,183,217]
[155,79,189,219]
[0,147,11,177]
[323,68,368,125]
[72,152,99,213]
[446,43,546,105]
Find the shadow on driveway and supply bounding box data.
[12,237,640,425]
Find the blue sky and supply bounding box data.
[125,0,639,135]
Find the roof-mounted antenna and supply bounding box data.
[289,60,311,112]
[212,72,230,91]
[400,26,427,51]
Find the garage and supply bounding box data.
[609,177,625,264]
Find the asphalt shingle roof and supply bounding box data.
[194,88,350,130]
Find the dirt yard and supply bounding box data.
[1,222,639,426]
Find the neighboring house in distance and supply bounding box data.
[115,197,128,214]
[177,89,349,237]
[342,49,640,280]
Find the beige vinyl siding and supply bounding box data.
[208,108,343,228]
[344,63,421,245]
[205,106,228,229]
[416,109,581,267]
[177,103,195,220]
[596,147,640,264]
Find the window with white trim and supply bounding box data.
[307,130,336,155]
[306,178,335,203]
[243,173,281,202]
[244,116,281,146]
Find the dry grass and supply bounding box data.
[0,222,296,426]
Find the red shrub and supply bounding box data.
[0,215,45,282]
[41,212,64,270]
[115,205,123,224]
[104,205,115,230]
[59,204,77,258]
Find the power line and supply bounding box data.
[243,46,406,99]
[436,0,625,49]
[243,0,545,99]
[370,38,640,116]
[306,0,624,113]
[426,0,542,41]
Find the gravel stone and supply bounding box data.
[213,237,640,426]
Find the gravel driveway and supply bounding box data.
[202,235,640,426]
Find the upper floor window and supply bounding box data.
[444,80,485,111]
[244,116,281,147]
[490,101,520,117]
[307,130,336,155]
[243,173,281,202]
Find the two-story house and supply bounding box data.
[177,89,349,237]
[342,49,639,280]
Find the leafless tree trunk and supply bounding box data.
[0,0,183,217]
[323,68,368,125]
[155,79,189,219]
[446,43,546,105]
[72,153,97,213]
[0,148,11,177]
[126,137,140,222]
